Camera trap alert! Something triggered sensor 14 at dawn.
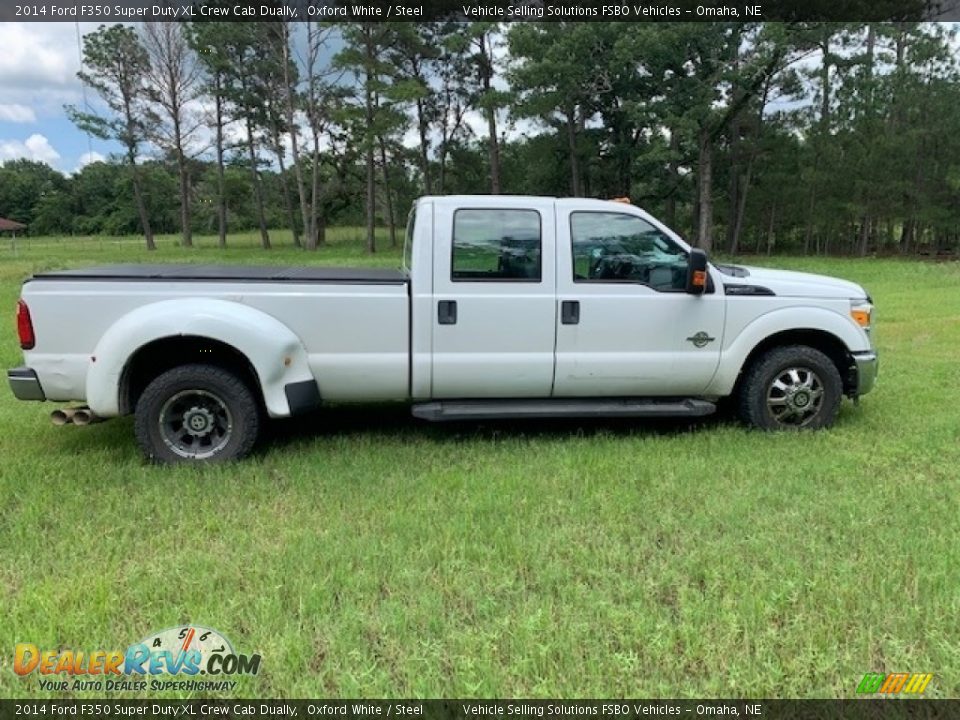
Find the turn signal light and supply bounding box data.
[850,309,871,328]
[691,270,707,288]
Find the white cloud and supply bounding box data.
[0,24,76,91]
[0,22,113,118]
[0,133,61,165]
[76,150,105,170]
[0,104,36,123]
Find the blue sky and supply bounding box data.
[0,23,117,172]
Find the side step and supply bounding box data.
[411,398,716,422]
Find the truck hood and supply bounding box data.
[721,264,868,300]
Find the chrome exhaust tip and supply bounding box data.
[72,407,99,426]
[51,408,74,426]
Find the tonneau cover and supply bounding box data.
[31,264,408,284]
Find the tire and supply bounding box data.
[134,364,261,464]
[737,345,842,431]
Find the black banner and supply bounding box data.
[1,701,959,720]
[2,0,958,23]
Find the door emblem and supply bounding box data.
[686,331,716,348]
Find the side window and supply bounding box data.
[571,212,687,291]
[452,209,542,282]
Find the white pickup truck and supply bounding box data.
[9,195,877,463]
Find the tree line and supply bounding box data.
[2,21,959,257]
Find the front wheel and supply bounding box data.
[134,364,261,463]
[737,345,842,431]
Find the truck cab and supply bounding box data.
[409,196,726,401]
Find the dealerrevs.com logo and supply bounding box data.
[15,626,261,692]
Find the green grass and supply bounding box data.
[1,231,959,698]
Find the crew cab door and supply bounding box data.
[553,206,725,396]
[431,200,556,398]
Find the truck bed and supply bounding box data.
[21,263,411,405]
[31,264,408,285]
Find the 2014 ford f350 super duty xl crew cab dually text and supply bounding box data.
[8,196,878,463]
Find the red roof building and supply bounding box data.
[0,218,27,238]
[0,217,27,234]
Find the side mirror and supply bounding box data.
[686,248,709,295]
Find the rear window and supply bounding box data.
[451,209,541,282]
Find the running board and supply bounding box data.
[411,398,716,422]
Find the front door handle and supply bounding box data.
[438,300,457,325]
[561,300,580,325]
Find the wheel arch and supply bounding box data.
[119,336,262,415]
[85,298,316,418]
[733,328,856,399]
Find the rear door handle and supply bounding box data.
[438,300,457,325]
[561,300,580,325]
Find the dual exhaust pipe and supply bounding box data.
[51,406,102,426]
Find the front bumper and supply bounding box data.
[8,367,46,401]
[852,351,878,396]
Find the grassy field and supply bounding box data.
[1,230,958,699]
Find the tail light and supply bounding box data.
[16,300,35,350]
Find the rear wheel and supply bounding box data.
[737,345,842,431]
[134,364,261,463]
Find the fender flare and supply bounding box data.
[706,305,869,396]
[86,298,315,418]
